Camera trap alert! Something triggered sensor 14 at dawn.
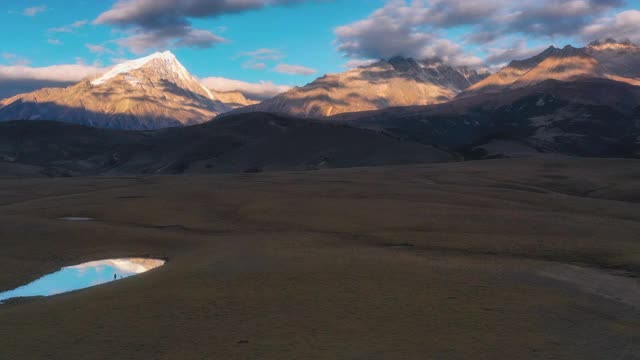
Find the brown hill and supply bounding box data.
[0,112,454,176]
[333,78,640,159]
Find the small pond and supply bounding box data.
[0,258,165,303]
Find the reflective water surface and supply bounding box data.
[0,258,165,303]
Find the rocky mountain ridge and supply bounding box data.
[462,40,640,97]
[231,57,489,118]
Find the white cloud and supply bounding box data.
[333,0,631,67]
[86,44,116,55]
[2,53,31,66]
[94,0,318,27]
[235,48,285,71]
[23,5,47,17]
[0,61,108,98]
[239,48,285,61]
[94,0,317,53]
[581,10,640,43]
[273,63,317,75]
[49,20,88,33]
[200,77,292,100]
[48,39,63,46]
[243,61,267,70]
[333,0,483,67]
[343,59,377,69]
[67,259,164,274]
[484,39,547,69]
[113,27,226,54]
[175,29,227,48]
[0,63,106,83]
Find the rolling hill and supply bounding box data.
[334,78,640,159]
[0,112,454,176]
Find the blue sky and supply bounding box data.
[0,0,385,96]
[0,1,382,83]
[0,0,638,99]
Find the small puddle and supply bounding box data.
[59,217,95,221]
[0,258,165,304]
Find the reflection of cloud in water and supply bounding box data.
[0,258,165,303]
[46,288,64,296]
[89,279,110,287]
[68,259,164,274]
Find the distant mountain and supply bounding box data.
[586,38,640,79]
[462,41,640,97]
[0,52,243,130]
[334,76,640,159]
[0,112,454,176]
[333,41,640,159]
[231,57,489,118]
[209,90,259,108]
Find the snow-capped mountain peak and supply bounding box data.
[93,51,175,85]
[91,51,195,86]
[0,51,243,130]
[91,50,215,100]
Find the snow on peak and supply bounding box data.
[91,51,188,86]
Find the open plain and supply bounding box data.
[0,156,639,359]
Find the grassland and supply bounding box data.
[0,156,639,359]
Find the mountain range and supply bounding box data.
[232,57,489,118]
[335,77,640,158]
[0,38,639,172]
[2,39,638,127]
[462,42,640,96]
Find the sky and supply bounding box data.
[0,0,638,99]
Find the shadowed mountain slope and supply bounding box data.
[0,112,454,176]
[322,41,640,159]
[333,78,640,159]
